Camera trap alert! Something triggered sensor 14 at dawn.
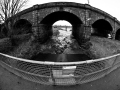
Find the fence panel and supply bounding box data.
[0,53,120,85]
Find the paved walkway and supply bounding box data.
[0,64,120,90]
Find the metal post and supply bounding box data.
[87,0,90,4]
[50,65,56,86]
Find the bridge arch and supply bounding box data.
[91,19,113,38]
[115,29,120,40]
[13,19,32,35]
[40,11,83,42]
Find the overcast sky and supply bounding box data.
[24,0,120,25]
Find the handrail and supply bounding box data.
[0,52,120,65]
[0,52,120,85]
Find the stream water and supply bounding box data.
[31,29,91,62]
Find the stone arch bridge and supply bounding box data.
[1,2,120,88]
[1,2,120,41]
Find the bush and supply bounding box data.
[0,38,12,53]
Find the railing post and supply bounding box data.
[50,65,56,86]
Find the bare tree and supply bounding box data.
[0,0,28,36]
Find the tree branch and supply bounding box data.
[0,0,28,22]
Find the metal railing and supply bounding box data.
[0,52,120,85]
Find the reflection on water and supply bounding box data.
[31,54,91,62]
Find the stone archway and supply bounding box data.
[115,29,120,40]
[29,11,92,62]
[13,19,32,35]
[92,19,113,38]
[39,11,85,44]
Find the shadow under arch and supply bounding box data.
[40,11,83,43]
[41,11,82,25]
[13,19,32,35]
[92,19,113,38]
[115,29,120,40]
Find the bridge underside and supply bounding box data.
[115,29,120,40]
[40,11,84,43]
[92,19,113,38]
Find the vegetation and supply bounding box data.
[0,0,28,37]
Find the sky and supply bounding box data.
[24,0,120,25]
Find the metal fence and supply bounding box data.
[0,53,120,85]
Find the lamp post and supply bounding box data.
[87,0,90,4]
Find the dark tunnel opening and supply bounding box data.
[92,19,113,38]
[13,19,32,35]
[31,11,92,62]
[40,11,82,25]
[115,29,120,40]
